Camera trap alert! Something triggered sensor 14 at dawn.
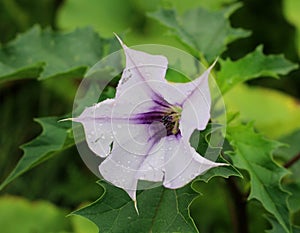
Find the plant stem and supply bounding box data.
[226,177,249,233]
[284,153,300,168]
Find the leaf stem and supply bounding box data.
[284,153,300,168]
[226,177,249,233]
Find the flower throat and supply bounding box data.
[161,106,182,136]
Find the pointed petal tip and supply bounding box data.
[134,200,139,215]
[208,57,218,71]
[113,33,127,49]
[58,118,74,122]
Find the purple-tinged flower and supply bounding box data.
[73,37,226,210]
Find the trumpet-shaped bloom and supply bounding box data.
[73,38,225,205]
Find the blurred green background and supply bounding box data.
[0,0,299,232]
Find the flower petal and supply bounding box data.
[178,64,214,141]
[163,135,222,189]
[73,99,115,157]
[116,37,168,104]
[99,128,164,200]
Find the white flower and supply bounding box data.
[73,37,225,211]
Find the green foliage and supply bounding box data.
[57,0,134,38]
[284,0,300,55]
[148,4,250,62]
[224,84,300,138]
[197,157,242,183]
[73,158,241,233]
[1,1,299,233]
[69,215,98,233]
[217,46,298,94]
[266,216,300,233]
[0,117,73,191]
[0,196,71,233]
[0,26,105,82]
[73,181,199,233]
[0,196,100,233]
[227,123,291,233]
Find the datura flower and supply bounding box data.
[73,37,225,211]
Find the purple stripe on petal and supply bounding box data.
[133,111,164,124]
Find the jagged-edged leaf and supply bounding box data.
[227,123,291,233]
[0,117,73,190]
[276,129,300,216]
[217,46,298,94]
[197,157,242,183]
[284,182,300,214]
[0,26,105,82]
[73,181,199,233]
[266,215,300,233]
[148,3,250,62]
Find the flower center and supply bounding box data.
[134,105,182,138]
[161,106,182,136]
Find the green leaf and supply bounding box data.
[57,0,133,38]
[0,117,73,190]
[73,181,199,233]
[224,84,300,138]
[284,0,300,55]
[197,157,242,183]
[217,46,298,94]
[0,25,105,82]
[0,196,71,233]
[265,215,300,233]
[148,3,250,62]
[227,123,292,233]
[284,182,300,214]
[69,215,98,233]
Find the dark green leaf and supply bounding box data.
[73,181,199,233]
[148,4,250,62]
[217,46,298,94]
[0,26,105,82]
[0,117,73,190]
[227,123,292,233]
[266,215,300,233]
[197,157,242,183]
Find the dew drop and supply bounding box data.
[101,135,106,139]
[117,124,122,129]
